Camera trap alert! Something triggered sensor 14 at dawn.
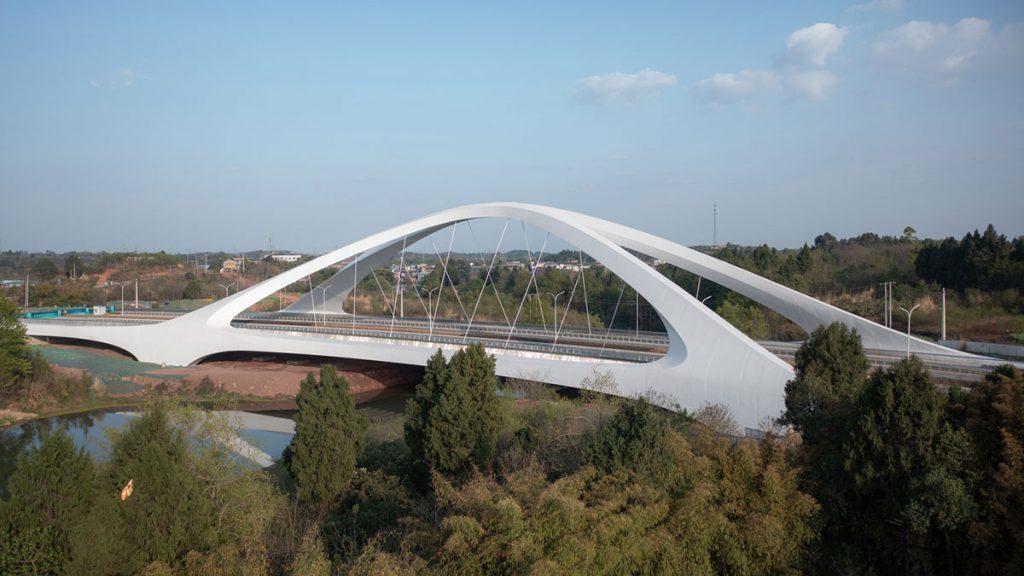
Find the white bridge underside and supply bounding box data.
[24,203,974,429]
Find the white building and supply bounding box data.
[270,253,303,263]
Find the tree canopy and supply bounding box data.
[286,365,366,506]
[0,296,33,399]
[404,344,500,479]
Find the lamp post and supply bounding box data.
[217,282,236,299]
[547,291,565,331]
[427,287,442,326]
[899,303,920,358]
[112,281,131,316]
[314,284,333,329]
[701,295,713,306]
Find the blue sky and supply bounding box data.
[1,0,1022,253]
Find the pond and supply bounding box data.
[0,393,409,498]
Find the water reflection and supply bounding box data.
[0,410,294,497]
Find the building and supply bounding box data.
[221,258,241,273]
[270,253,302,263]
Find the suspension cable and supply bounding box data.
[429,225,470,337]
[579,250,591,335]
[505,232,549,347]
[389,236,407,337]
[403,266,431,317]
[599,283,627,358]
[550,262,583,350]
[352,254,359,332]
[464,219,509,342]
[519,221,547,332]
[370,268,394,316]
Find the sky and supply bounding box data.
[1,0,1022,254]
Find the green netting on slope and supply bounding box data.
[32,345,185,394]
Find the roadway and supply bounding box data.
[24,309,1019,383]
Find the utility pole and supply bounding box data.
[713,202,718,247]
[24,273,29,307]
[941,288,947,341]
[134,279,139,310]
[880,281,895,328]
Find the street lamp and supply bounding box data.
[112,281,131,316]
[898,304,920,358]
[314,284,333,329]
[217,282,236,299]
[427,287,442,326]
[701,295,712,306]
[547,291,565,332]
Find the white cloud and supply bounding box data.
[787,23,848,66]
[785,70,839,99]
[694,69,779,103]
[90,68,148,89]
[874,18,1024,78]
[848,0,905,14]
[579,69,677,103]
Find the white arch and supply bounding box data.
[290,204,965,358]
[27,202,963,429]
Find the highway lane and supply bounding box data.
[24,310,1019,382]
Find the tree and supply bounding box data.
[64,253,84,278]
[31,258,58,281]
[795,243,813,273]
[902,226,918,241]
[182,279,202,299]
[814,232,838,250]
[67,405,283,574]
[0,430,95,575]
[583,398,668,476]
[964,365,1024,574]
[717,298,770,339]
[69,405,217,573]
[405,345,500,479]
[404,349,449,469]
[841,358,977,574]
[286,365,366,506]
[782,322,868,451]
[915,225,1023,291]
[0,296,33,399]
[781,322,870,572]
[447,343,500,469]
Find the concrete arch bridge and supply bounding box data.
[24,203,986,430]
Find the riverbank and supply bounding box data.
[1,386,411,430]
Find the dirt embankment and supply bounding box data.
[151,358,422,398]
